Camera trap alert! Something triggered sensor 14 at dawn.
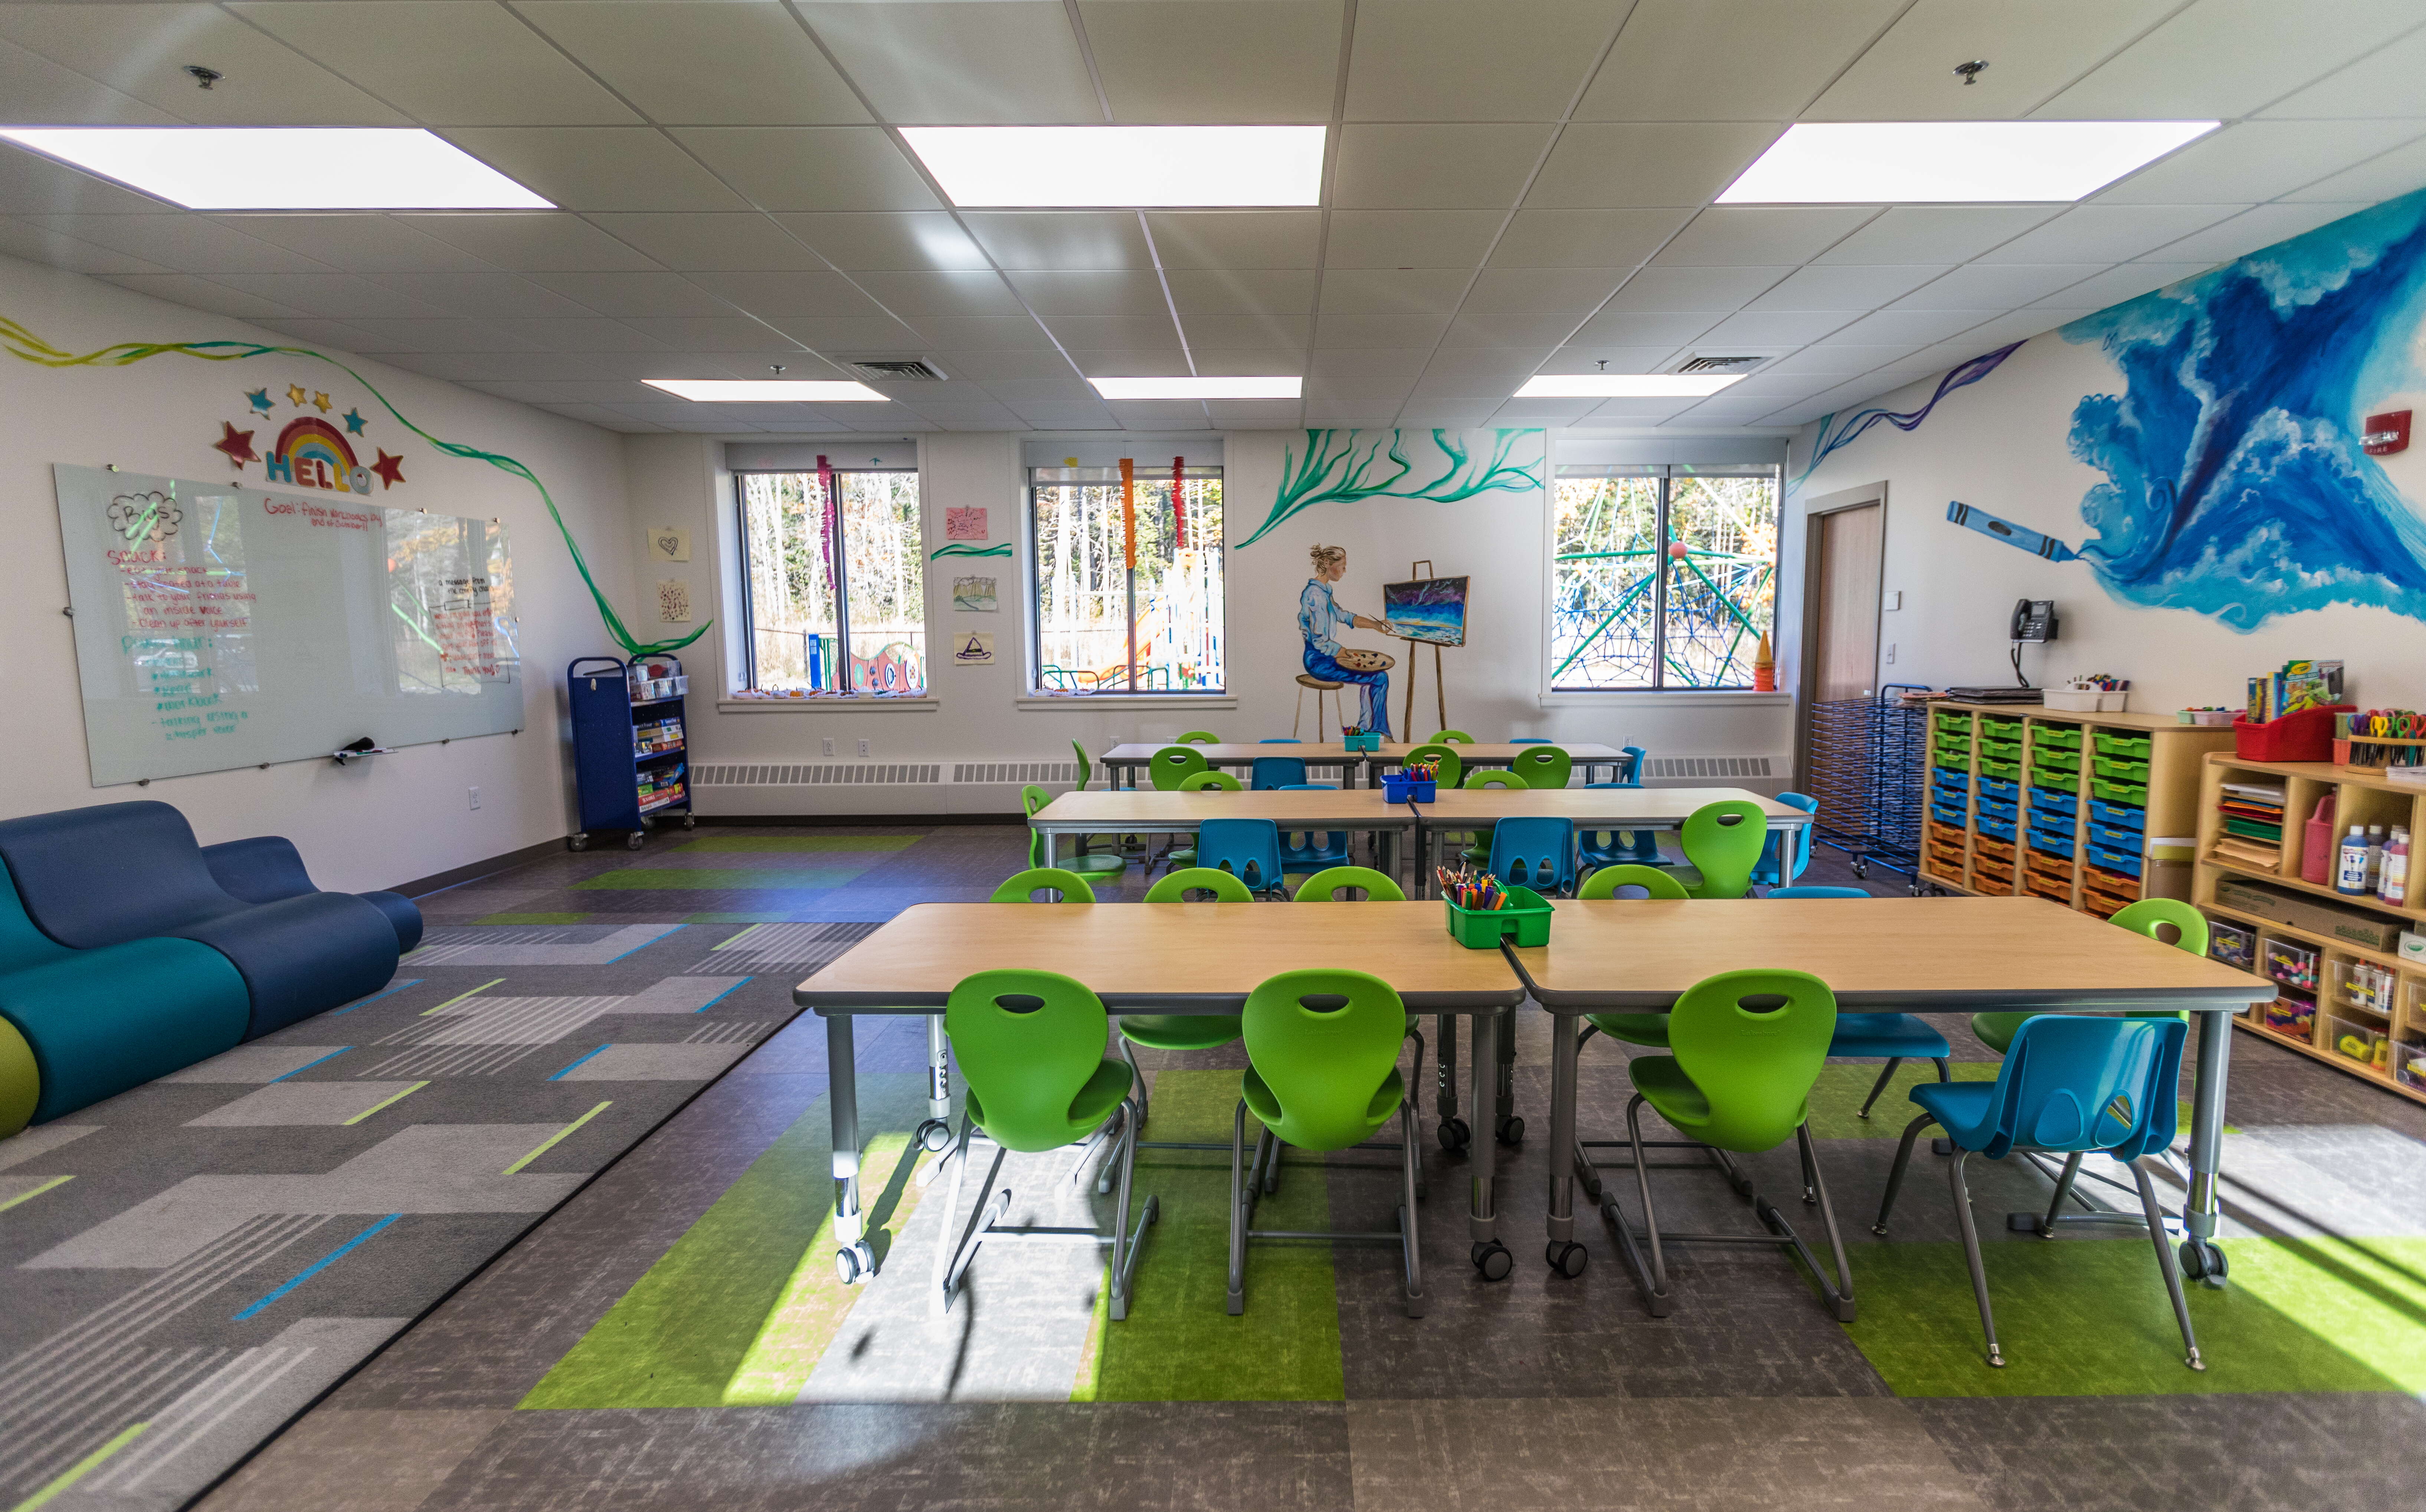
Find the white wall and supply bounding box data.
[1,253,639,891]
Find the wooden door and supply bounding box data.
[1811,502,1883,702]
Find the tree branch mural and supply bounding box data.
[1238,428,1543,547]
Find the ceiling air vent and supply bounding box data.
[847,358,946,382]
[1674,354,1767,374]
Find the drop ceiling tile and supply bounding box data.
[1460,266,1625,315]
[397,213,659,271]
[1323,210,1505,270]
[1745,264,1945,311]
[1312,313,1451,348]
[2040,0,2423,121]
[1145,211,1324,270]
[1579,0,1903,121]
[1443,312,1587,347]
[778,213,992,271]
[231,2,638,125]
[1300,406,1400,426]
[1601,265,1788,311]
[1890,263,2107,311]
[330,317,540,352]
[518,2,871,125]
[461,379,586,405]
[1065,350,1191,377]
[2096,121,2426,206]
[518,271,730,317]
[1566,310,1714,345]
[0,217,174,275]
[104,274,303,321]
[2032,263,2213,310]
[540,401,662,430]
[1486,208,1689,269]
[1083,0,1342,123]
[586,214,828,272]
[686,270,897,319]
[2139,203,2372,264]
[776,315,935,349]
[1418,347,1545,390]
[1524,123,1780,209]
[1316,267,1474,316]
[1816,207,2061,266]
[1693,310,1853,346]
[464,350,669,379]
[1005,269,1172,317]
[614,316,806,350]
[2279,139,2426,204]
[1650,206,1878,266]
[978,375,1096,402]
[930,348,1074,380]
[1819,309,1990,347]
[0,148,171,216]
[2261,23,2426,119]
[202,272,453,319]
[199,214,505,274]
[851,270,1027,318]
[249,316,390,351]
[1158,269,1315,317]
[1035,315,1184,349]
[18,214,334,273]
[963,212,1152,270]
[0,37,173,125]
[1004,401,1120,428]
[1332,125,1558,210]
[1952,309,2092,348]
[1804,0,2181,121]
[0,3,409,125]
[480,318,663,352]
[1709,368,1841,398]
[1308,347,1433,380]
[1394,404,1496,426]
[796,1,1099,124]
[1303,377,1416,404]
[907,316,1057,350]
[1976,206,2245,265]
[371,351,508,381]
[1103,400,1218,430]
[1190,347,1306,376]
[1345,0,1623,122]
[1202,399,1308,428]
[439,130,745,212]
[672,129,941,213]
[702,351,845,378]
[1575,396,1696,421]
[1536,344,1676,373]
[1494,398,1599,423]
[1181,313,1313,348]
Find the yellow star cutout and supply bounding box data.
[313,391,332,413]
[285,383,307,407]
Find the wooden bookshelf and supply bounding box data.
[2191,752,2426,1106]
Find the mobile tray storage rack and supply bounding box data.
[568,654,695,850]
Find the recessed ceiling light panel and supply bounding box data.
[1089,376,1303,400]
[1716,121,2218,204]
[1515,374,1741,398]
[901,127,1324,208]
[645,379,889,402]
[0,127,552,210]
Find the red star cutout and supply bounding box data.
[213,420,258,468]
[371,449,406,489]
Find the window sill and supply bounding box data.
[1537,690,1793,708]
[1014,695,1239,712]
[716,697,939,713]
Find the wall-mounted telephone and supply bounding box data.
[2009,598,2057,643]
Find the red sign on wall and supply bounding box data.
[2363,410,2410,456]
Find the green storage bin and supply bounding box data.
[2093,731,2152,758]
[1981,715,2023,736]
[2091,777,2149,806]
[2033,747,2082,772]
[1446,885,1552,948]
[2031,765,2081,793]
[2093,754,2151,782]
[1978,757,2021,781]
[2032,726,2082,750]
[1978,738,2022,762]
[1933,711,1973,734]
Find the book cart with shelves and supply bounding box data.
[567,654,696,852]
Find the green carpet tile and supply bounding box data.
[1803,1061,1996,1139]
[571,866,879,890]
[677,836,924,853]
[1842,1235,2426,1397]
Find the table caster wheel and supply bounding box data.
[1471,1240,1512,1282]
[914,1118,953,1154]
[626,832,645,851]
[1495,1114,1525,1147]
[1437,1117,1471,1152]
[567,833,589,852]
[833,1240,874,1285]
[1545,1240,1587,1278]
[1851,856,1870,879]
[682,815,697,830]
[2179,1238,2228,1286]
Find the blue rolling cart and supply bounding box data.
[568,654,695,851]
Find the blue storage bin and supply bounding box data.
[2029,826,2076,858]
[1978,794,2018,823]
[1931,768,1970,795]
[2088,821,2142,851]
[2030,787,2079,819]
[1977,815,2016,843]
[1931,801,1967,827]
[1979,776,2019,802]
[2088,841,2142,876]
[2089,799,2146,832]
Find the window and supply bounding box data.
[1028,463,1224,694]
[1550,463,1778,691]
[736,468,925,693]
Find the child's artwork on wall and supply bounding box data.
[1241,429,1543,547]
[657,579,690,623]
[945,506,988,541]
[1382,575,1469,646]
[648,527,689,563]
[953,631,995,666]
[952,575,998,612]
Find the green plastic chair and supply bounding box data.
[1511,745,1572,791]
[1399,742,1465,790]
[1073,740,1147,863]
[1670,799,1769,899]
[1462,769,1527,790]
[1231,968,1424,1317]
[1178,770,1242,791]
[988,867,1096,903]
[1176,731,1221,744]
[1589,968,1854,1319]
[1431,729,1476,744]
[1971,898,2209,1053]
[1148,745,1210,790]
[1118,868,1254,1133]
[1024,783,1123,879]
[1145,867,1253,903]
[1577,864,1689,901]
[1290,865,1405,902]
[937,969,1154,1318]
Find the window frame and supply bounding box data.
[732,464,926,695]
[1543,460,1782,699]
[1024,462,1228,698]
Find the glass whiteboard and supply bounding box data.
[53,463,522,786]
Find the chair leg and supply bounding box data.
[1798,1128,1818,1204]
[1856,1057,1903,1119]
[929,1113,977,1317]
[1228,1099,1249,1315]
[1626,1093,1670,1302]
[1946,1151,2004,1367]
[1107,1096,1145,1321]
[1119,1037,1149,1126]
[2130,1156,2204,1370]
[940,1143,1011,1318]
[1873,1112,1936,1234]
[1397,1100,1425,1318]
[1798,1121,1857,1322]
[2039,1151,2085,1236]
[1405,1028,1428,1198]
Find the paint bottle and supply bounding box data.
[2337,826,2371,895]
[2380,827,2410,908]
[2366,824,2387,891]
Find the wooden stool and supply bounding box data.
[1294,673,1344,739]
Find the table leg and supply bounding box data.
[1548,1007,1578,1248]
[1044,828,1060,870]
[1494,1010,1517,1139]
[2183,1005,2235,1285]
[916,1015,952,1156]
[827,1014,872,1283]
[1469,1008,1496,1245]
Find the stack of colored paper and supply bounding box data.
[2214,781,2286,868]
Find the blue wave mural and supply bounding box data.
[2061,189,2426,630]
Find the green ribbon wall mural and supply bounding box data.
[1238,428,1543,547]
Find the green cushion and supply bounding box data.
[0,939,250,1122]
[1586,1013,1671,1047]
[0,1017,36,1138]
[1120,1013,1242,1051]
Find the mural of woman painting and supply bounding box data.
[1299,544,1398,737]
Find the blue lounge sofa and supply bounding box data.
[0,801,416,1134]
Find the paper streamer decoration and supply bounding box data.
[1946,500,2080,562]
[1788,342,2026,496]
[931,541,1012,559]
[0,316,705,657]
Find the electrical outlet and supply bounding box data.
[1884,643,1897,665]
[467,786,481,810]
[822,737,835,757]
[857,738,871,757]
[1884,590,1903,611]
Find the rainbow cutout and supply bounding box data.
[266,415,368,493]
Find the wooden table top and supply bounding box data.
[1031,790,1416,829]
[1096,741,1626,764]
[1412,787,1807,823]
[1505,896,2275,1012]
[794,901,1527,1012]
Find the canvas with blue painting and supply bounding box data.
[1383,575,1469,646]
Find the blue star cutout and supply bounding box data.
[246,388,272,413]
[341,407,367,435]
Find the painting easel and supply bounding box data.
[1399,558,1448,738]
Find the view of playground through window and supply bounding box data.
[1550,463,1778,691]
[736,468,926,694]
[1029,463,1224,695]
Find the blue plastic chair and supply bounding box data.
[1274,784,1350,875]
[1769,886,1952,1152]
[1873,1015,2201,1372]
[1198,817,1287,895]
[1251,755,1309,790]
[1483,816,1575,895]
[1579,781,1666,870]
[1259,738,1302,742]
[1510,737,1551,744]
[1751,791,1819,888]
